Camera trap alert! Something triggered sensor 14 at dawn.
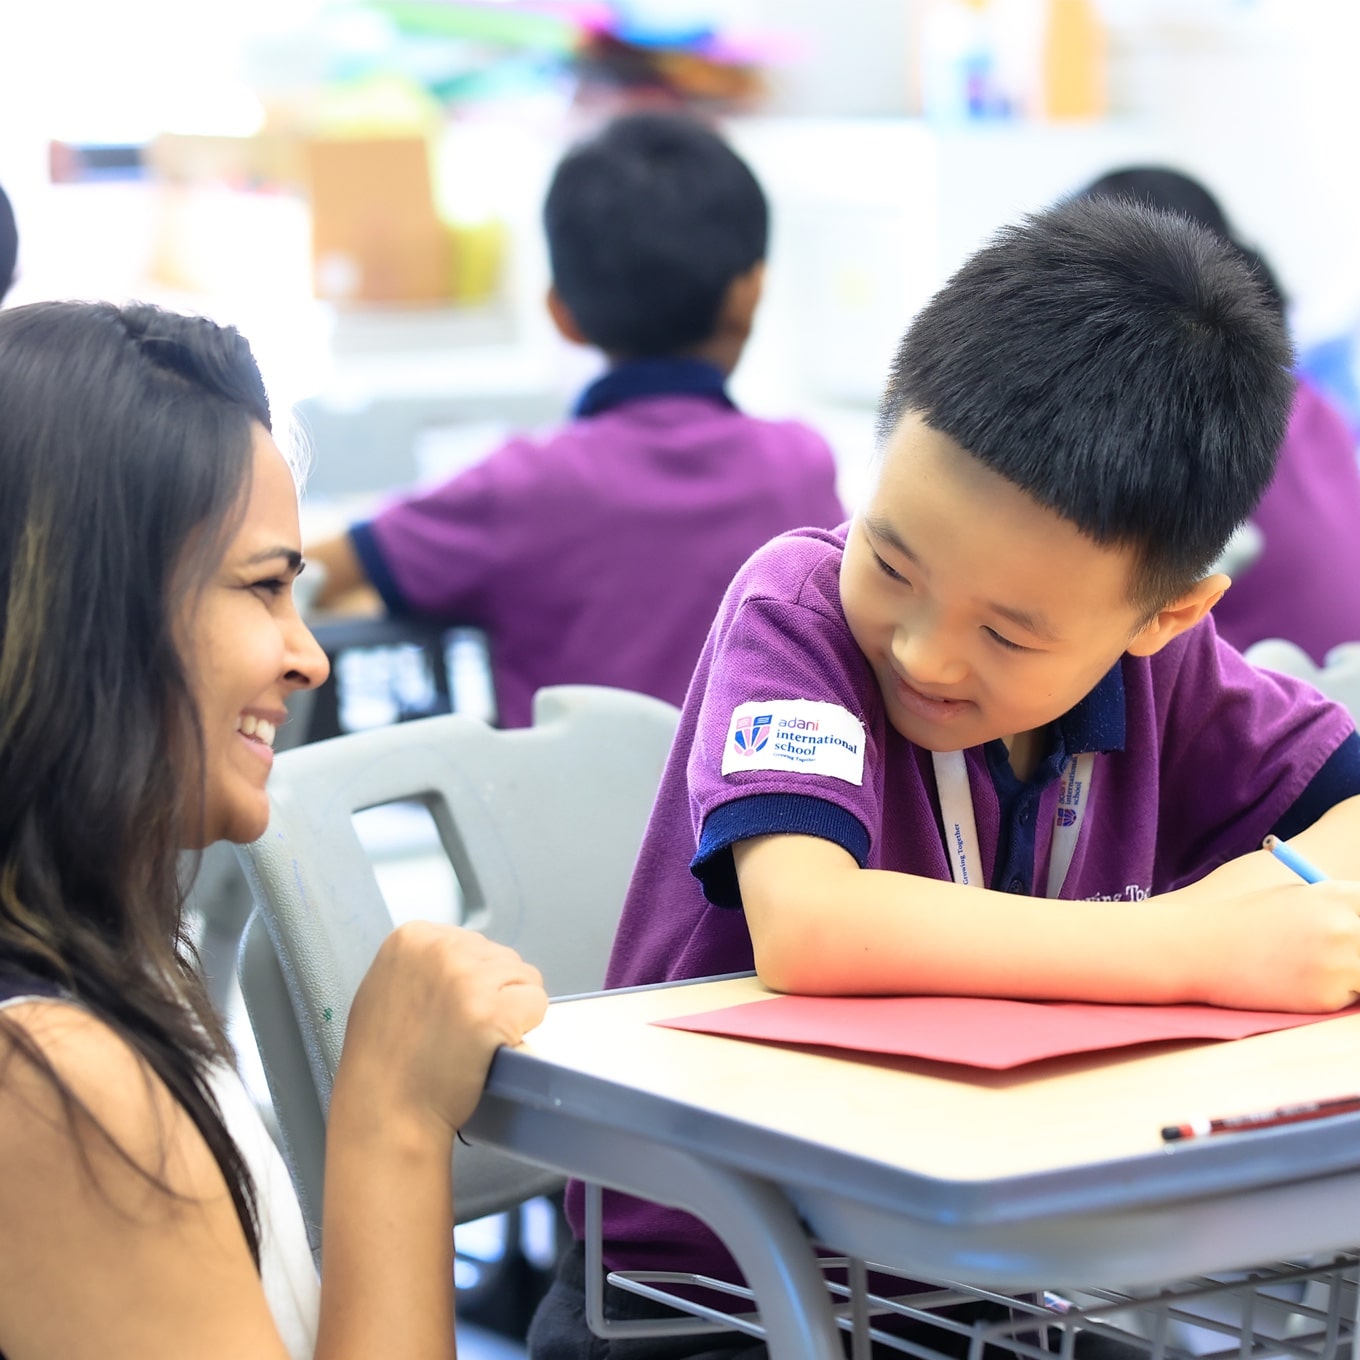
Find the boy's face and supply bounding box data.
[840,412,1154,753]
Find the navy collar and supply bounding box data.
[985,659,1126,790]
[573,357,736,418]
[1059,659,1127,755]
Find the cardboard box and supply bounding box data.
[305,136,454,304]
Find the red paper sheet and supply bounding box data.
[655,995,1357,1070]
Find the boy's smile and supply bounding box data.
[840,412,1175,762]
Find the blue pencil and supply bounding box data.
[1262,834,1328,884]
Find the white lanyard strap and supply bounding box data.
[932,748,983,886]
[1046,750,1094,898]
[931,749,1095,898]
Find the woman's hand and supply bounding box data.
[334,922,548,1140]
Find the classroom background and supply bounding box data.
[6,1,1360,1353]
[5,0,1360,521]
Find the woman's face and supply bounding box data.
[186,425,329,845]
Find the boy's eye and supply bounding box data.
[872,551,909,584]
[984,626,1027,653]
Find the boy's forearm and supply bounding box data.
[1152,795,1360,917]
[741,839,1196,1002]
[1280,794,1360,877]
[307,533,374,612]
[741,805,1360,1012]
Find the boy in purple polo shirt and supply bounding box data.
[308,113,842,728]
[528,198,1360,1358]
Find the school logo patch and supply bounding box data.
[732,713,773,755]
[1056,807,1078,828]
[721,700,866,786]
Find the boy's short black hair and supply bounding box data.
[1077,166,1287,317]
[876,196,1294,611]
[0,184,17,303]
[543,111,767,358]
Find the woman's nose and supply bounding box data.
[285,614,331,692]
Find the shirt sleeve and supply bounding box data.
[1270,730,1360,840]
[686,583,886,906]
[1152,622,1357,886]
[348,519,412,615]
[694,793,870,907]
[357,442,533,622]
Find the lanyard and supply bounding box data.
[930,748,1095,898]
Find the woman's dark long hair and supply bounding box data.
[0,300,273,1261]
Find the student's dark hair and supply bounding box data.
[0,300,269,1261]
[0,183,17,303]
[543,110,768,358]
[1077,165,1286,316]
[875,196,1295,611]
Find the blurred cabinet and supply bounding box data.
[727,117,1166,409]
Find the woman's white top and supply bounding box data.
[210,1062,321,1360]
[0,989,321,1359]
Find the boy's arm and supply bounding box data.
[307,533,382,614]
[734,801,1360,1012]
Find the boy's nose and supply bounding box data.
[892,628,967,688]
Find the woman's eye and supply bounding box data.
[250,578,288,599]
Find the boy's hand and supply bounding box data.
[1180,880,1360,1013]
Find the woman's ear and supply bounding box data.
[1126,573,1230,657]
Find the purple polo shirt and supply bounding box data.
[568,521,1360,1284]
[350,359,844,728]
[1214,377,1360,663]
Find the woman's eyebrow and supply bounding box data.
[243,546,303,573]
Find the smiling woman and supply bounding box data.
[0,300,547,1360]
[186,425,327,846]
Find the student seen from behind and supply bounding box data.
[1077,164,1360,663]
[308,111,844,729]
[529,198,1360,1358]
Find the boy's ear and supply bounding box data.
[546,286,588,345]
[717,261,766,339]
[1126,573,1231,657]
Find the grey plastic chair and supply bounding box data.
[187,612,493,1016]
[233,684,680,1247]
[1245,638,1360,721]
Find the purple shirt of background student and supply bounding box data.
[568,522,1360,1285]
[1214,377,1360,663]
[349,360,844,728]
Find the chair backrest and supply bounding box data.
[234,684,680,1241]
[1244,638,1360,722]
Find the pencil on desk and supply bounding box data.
[1163,1093,1360,1142]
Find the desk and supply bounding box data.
[464,976,1360,1359]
